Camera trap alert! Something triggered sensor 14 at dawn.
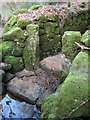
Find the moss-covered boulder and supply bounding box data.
[2,27,25,42]
[17,19,30,29]
[4,56,24,73]
[0,41,23,57]
[41,51,89,119]
[23,24,39,70]
[62,31,81,60]
[81,30,90,47]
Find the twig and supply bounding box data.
[75,42,90,50]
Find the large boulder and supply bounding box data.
[62,31,81,60]
[4,56,24,73]
[40,53,71,82]
[41,51,89,119]
[0,41,23,57]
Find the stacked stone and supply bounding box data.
[36,14,61,59]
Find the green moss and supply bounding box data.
[62,31,81,60]
[0,41,23,57]
[17,19,31,29]
[79,2,86,8]
[2,27,25,42]
[81,30,90,47]
[31,4,42,10]
[4,56,24,73]
[41,51,89,119]
[4,15,18,32]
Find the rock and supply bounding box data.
[23,24,39,71]
[7,68,60,105]
[4,56,24,73]
[40,53,71,82]
[41,51,89,119]
[0,82,7,96]
[2,27,25,42]
[15,69,34,78]
[62,31,81,60]
[3,72,15,83]
[0,62,12,71]
[7,76,42,104]
[81,30,90,47]
[0,41,23,57]
[0,69,5,82]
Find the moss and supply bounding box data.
[41,51,89,119]
[47,14,59,22]
[4,56,24,73]
[17,19,31,29]
[62,31,81,61]
[0,41,23,57]
[23,24,39,70]
[31,4,42,10]
[81,30,90,47]
[2,27,25,42]
[4,15,18,32]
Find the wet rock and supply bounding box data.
[40,53,71,82]
[0,94,41,119]
[15,69,34,78]
[62,31,81,61]
[7,68,60,105]
[41,51,89,119]
[0,62,12,71]
[3,72,15,83]
[0,69,5,82]
[4,56,24,73]
[81,30,90,47]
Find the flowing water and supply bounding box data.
[0,94,41,119]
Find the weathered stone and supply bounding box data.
[0,41,23,57]
[41,51,89,119]
[15,69,34,78]
[40,53,71,82]
[62,31,81,60]
[2,27,25,42]
[0,62,12,71]
[23,24,39,70]
[7,68,60,105]
[81,30,90,47]
[4,56,24,73]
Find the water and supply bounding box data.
[0,94,41,120]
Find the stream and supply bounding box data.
[0,93,41,119]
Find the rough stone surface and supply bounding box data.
[0,82,7,96]
[62,31,81,60]
[41,51,89,119]
[40,53,71,82]
[3,72,15,83]
[0,69,5,82]
[7,68,60,105]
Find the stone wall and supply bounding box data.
[0,4,89,73]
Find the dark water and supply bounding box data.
[0,94,41,120]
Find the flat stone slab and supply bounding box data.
[7,68,60,105]
[40,53,71,78]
